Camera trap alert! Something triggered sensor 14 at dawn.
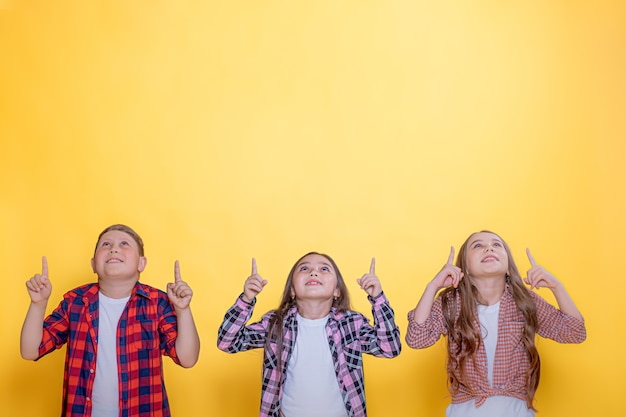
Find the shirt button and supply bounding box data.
[86,397,91,402]
[90,369,94,373]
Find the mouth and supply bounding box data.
[481,255,498,263]
[106,258,123,264]
[305,279,322,286]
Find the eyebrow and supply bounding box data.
[470,238,503,246]
[297,261,333,269]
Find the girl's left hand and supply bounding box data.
[524,248,561,290]
[357,258,382,298]
[167,260,193,309]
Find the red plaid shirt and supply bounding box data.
[406,286,586,406]
[37,282,180,417]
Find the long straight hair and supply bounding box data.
[440,231,540,410]
[264,252,351,374]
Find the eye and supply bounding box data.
[494,242,502,247]
[299,265,308,271]
[121,241,130,246]
[102,242,110,247]
[321,266,330,272]
[472,243,482,249]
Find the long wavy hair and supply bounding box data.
[264,252,351,374]
[440,231,540,410]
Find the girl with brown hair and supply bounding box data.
[218,252,401,417]
[406,231,585,416]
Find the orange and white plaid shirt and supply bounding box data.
[406,285,586,407]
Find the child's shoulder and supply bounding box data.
[332,308,366,323]
[135,281,168,299]
[63,282,98,298]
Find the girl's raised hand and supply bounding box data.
[430,247,463,290]
[167,260,193,310]
[524,248,561,290]
[25,256,52,304]
[242,258,267,303]
[357,258,382,298]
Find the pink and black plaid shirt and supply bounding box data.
[37,282,180,417]
[217,292,401,417]
[406,285,586,407]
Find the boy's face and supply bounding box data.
[91,230,146,280]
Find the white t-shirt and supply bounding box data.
[91,292,130,417]
[280,313,348,417]
[446,301,535,417]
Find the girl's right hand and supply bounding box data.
[242,258,267,303]
[429,247,464,290]
[25,256,52,304]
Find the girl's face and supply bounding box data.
[91,230,146,280]
[291,253,340,301]
[465,232,509,278]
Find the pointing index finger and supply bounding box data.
[526,248,537,267]
[174,260,181,282]
[447,247,455,265]
[42,256,48,277]
[252,258,257,275]
[370,258,376,275]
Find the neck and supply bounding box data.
[296,298,333,319]
[472,275,505,306]
[98,276,138,299]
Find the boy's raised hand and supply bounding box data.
[242,258,267,303]
[25,256,52,304]
[430,247,464,290]
[167,260,193,310]
[524,248,561,290]
[357,258,382,298]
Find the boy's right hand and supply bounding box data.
[242,258,267,303]
[25,256,52,304]
[430,247,464,290]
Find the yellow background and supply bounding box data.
[1,1,624,416]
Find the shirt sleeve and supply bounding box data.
[405,295,448,349]
[157,292,181,364]
[37,296,72,359]
[532,291,586,343]
[358,292,402,358]
[217,294,271,353]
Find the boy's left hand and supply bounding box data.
[524,248,562,290]
[167,260,193,310]
[357,258,382,298]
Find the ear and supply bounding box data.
[90,258,96,273]
[138,257,147,273]
[333,288,340,298]
[290,287,295,299]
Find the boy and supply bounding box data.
[20,224,200,417]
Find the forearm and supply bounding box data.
[20,302,47,360]
[369,294,401,357]
[411,282,439,324]
[551,283,584,322]
[174,307,200,368]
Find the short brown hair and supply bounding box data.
[94,224,145,257]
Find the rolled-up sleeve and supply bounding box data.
[406,296,448,349]
[533,292,586,343]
